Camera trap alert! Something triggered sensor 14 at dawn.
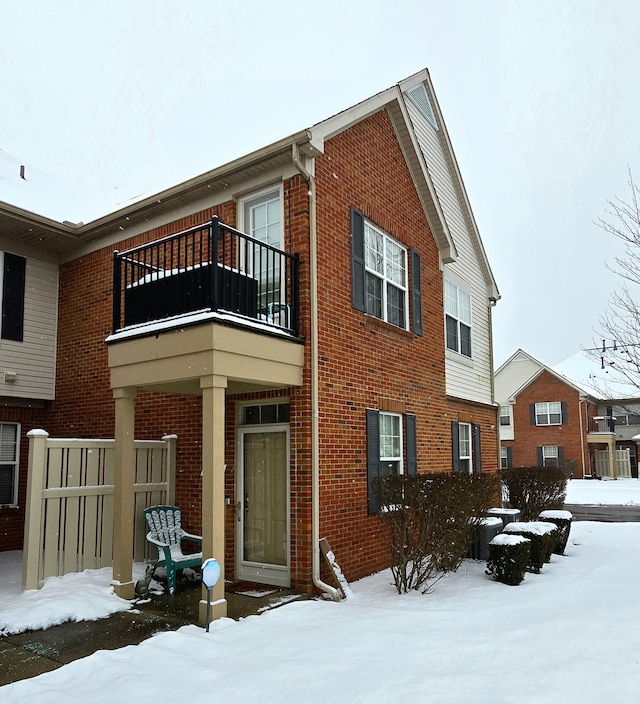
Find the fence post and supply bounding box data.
[22,429,49,591]
[162,434,178,506]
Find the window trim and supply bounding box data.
[538,445,562,467]
[533,401,565,426]
[363,220,408,329]
[452,420,482,475]
[0,422,20,507]
[499,405,511,427]
[367,410,417,515]
[351,208,420,333]
[444,278,472,358]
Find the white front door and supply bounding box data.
[236,425,290,586]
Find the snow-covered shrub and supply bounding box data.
[502,521,558,573]
[500,466,570,521]
[485,534,531,585]
[373,472,499,594]
[538,510,573,554]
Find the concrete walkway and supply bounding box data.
[0,581,305,686]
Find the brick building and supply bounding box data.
[495,349,600,476]
[0,69,500,618]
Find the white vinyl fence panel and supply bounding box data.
[22,430,177,590]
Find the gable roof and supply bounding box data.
[496,348,601,403]
[0,69,499,302]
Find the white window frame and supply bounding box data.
[458,421,472,475]
[238,185,284,312]
[541,445,559,467]
[379,412,404,476]
[0,422,20,507]
[364,220,408,329]
[499,405,511,427]
[500,446,509,469]
[444,279,472,357]
[535,402,562,426]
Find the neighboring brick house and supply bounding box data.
[0,69,500,619]
[495,349,600,477]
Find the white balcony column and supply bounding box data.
[199,374,228,623]
[112,386,137,599]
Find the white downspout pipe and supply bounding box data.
[292,144,341,601]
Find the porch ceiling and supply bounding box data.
[107,320,304,395]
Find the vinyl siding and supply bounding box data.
[405,95,493,406]
[0,256,58,400]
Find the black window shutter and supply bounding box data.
[350,207,366,313]
[366,409,381,514]
[536,446,543,466]
[558,446,564,462]
[410,250,423,336]
[529,404,536,425]
[506,446,513,468]
[451,421,460,473]
[0,465,15,505]
[2,253,26,342]
[473,423,482,474]
[405,413,417,475]
[561,402,568,424]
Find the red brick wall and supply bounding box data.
[0,405,49,551]
[310,110,498,582]
[504,370,596,477]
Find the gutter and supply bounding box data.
[291,144,341,601]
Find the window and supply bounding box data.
[499,405,511,427]
[351,209,422,333]
[500,446,512,469]
[1,252,26,342]
[366,410,417,514]
[538,445,561,467]
[451,421,482,475]
[239,188,283,312]
[533,402,566,426]
[379,413,403,477]
[363,221,407,328]
[0,422,20,506]
[240,402,290,425]
[444,279,471,357]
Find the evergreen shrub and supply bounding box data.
[502,521,558,573]
[538,510,573,554]
[486,534,530,585]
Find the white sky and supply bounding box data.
[2,0,640,368]
[2,480,640,701]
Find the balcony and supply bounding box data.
[112,216,300,337]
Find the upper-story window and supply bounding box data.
[499,405,511,426]
[351,208,422,335]
[535,402,562,425]
[239,187,283,313]
[444,279,471,357]
[1,252,26,343]
[363,220,407,328]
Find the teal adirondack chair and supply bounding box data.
[143,505,202,594]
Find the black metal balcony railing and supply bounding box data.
[112,216,300,336]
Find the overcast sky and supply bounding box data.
[2,0,640,370]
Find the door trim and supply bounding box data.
[236,423,290,587]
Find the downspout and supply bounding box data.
[292,144,341,601]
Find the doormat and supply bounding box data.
[226,582,281,598]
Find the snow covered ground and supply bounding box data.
[2,480,640,702]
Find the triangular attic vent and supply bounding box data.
[405,84,438,130]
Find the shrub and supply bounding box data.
[502,521,557,573]
[538,510,573,554]
[500,466,570,521]
[373,472,499,593]
[486,534,531,585]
